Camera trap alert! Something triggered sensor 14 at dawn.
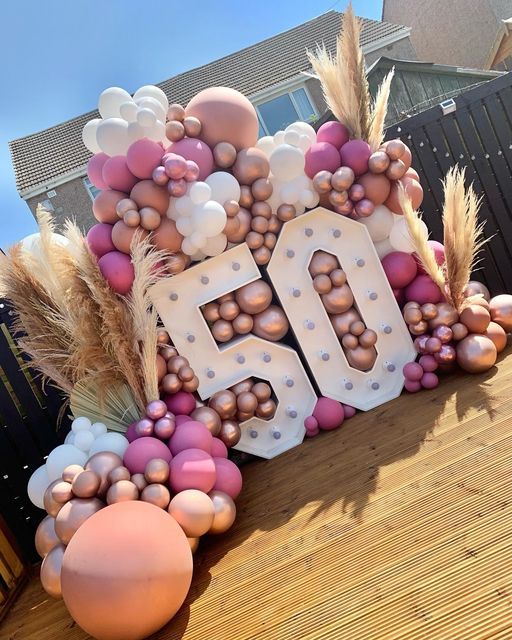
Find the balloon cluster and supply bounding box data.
[229,379,276,423]
[202,280,289,343]
[402,357,439,392]
[382,248,443,307]
[309,251,378,371]
[304,397,356,437]
[156,331,200,394]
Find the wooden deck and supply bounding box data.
[3,348,512,640]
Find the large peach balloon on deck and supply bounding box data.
[490,294,512,332]
[185,87,259,151]
[61,501,192,640]
[484,321,507,353]
[456,334,497,373]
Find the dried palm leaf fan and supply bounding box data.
[399,166,487,312]
[307,2,395,149]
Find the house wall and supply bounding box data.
[383,0,501,69]
[26,175,94,232]
[364,36,417,66]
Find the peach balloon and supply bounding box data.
[35,515,60,558]
[112,221,149,254]
[490,294,512,332]
[130,180,169,215]
[208,490,237,534]
[168,489,215,537]
[151,218,184,252]
[385,177,423,215]
[40,543,65,599]
[356,173,391,206]
[188,537,200,554]
[55,497,104,544]
[484,321,507,353]
[456,334,497,373]
[460,304,491,334]
[186,87,259,151]
[93,190,128,224]
[61,502,193,640]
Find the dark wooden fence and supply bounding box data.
[386,71,512,295]
[0,300,69,562]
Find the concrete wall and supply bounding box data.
[383,0,501,69]
[26,175,95,233]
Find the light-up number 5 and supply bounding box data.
[267,207,416,410]
[149,243,317,459]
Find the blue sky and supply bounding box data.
[0,0,381,249]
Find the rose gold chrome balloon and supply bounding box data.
[168,103,185,121]
[464,280,491,302]
[71,470,101,499]
[252,201,272,219]
[123,210,141,228]
[51,481,73,504]
[167,355,189,374]
[228,209,252,244]
[116,198,138,217]
[313,274,332,294]
[40,543,65,599]
[55,498,104,544]
[246,230,264,250]
[35,515,60,558]
[203,302,221,323]
[230,379,253,395]
[44,481,64,518]
[233,147,269,185]
[108,466,131,484]
[321,285,354,314]
[256,399,277,419]
[224,216,242,242]
[252,305,289,341]
[368,151,390,174]
[209,390,237,420]
[429,302,459,329]
[385,139,406,160]
[331,166,355,191]
[252,382,271,403]
[144,458,170,485]
[309,251,338,277]
[342,333,359,349]
[420,303,438,320]
[490,294,512,332]
[346,345,377,371]
[139,207,162,231]
[484,321,507,353]
[253,246,272,266]
[182,376,199,393]
[183,116,202,138]
[141,483,171,509]
[359,328,377,348]
[312,170,333,194]
[219,420,241,447]
[236,391,258,414]
[456,334,497,373]
[212,319,234,343]
[239,185,254,209]
[165,120,185,142]
[330,308,361,337]
[409,321,429,335]
[435,344,457,364]
[329,269,346,287]
[432,325,453,344]
[178,365,195,382]
[235,280,272,314]
[85,452,123,497]
[224,199,240,217]
[252,177,273,201]
[167,252,187,275]
[232,313,254,335]
[404,307,423,325]
[168,489,215,537]
[131,473,148,492]
[267,215,282,234]
[329,189,348,207]
[191,406,222,436]
[263,232,277,250]
[251,215,269,234]
[213,141,237,168]
[349,320,365,336]
[451,322,469,341]
[162,373,182,394]
[106,480,139,505]
[62,464,84,484]
[460,305,491,334]
[385,159,407,180]
[276,203,296,222]
[208,490,236,534]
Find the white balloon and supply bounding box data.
[359,204,395,242]
[136,108,157,128]
[64,431,75,445]
[175,195,193,216]
[286,121,316,144]
[205,172,241,205]
[283,129,301,148]
[143,119,165,142]
[74,430,95,452]
[88,432,129,458]
[190,231,207,249]
[133,85,168,112]
[176,217,194,236]
[119,100,138,122]
[190,249,206,262]
[280,182,300,205]
[374,236,395,259]
[295,202,306,216]
[181,236,198,256]
[166,198,180,220]
[192,201,226,237]
[389,216,427,254]
[127,121,146,145]
[20,232,69,259]
[203,233,227,256]
[96,118,130,156]
[71,416,91,433]
[27,465,50,509]
[90,422,108,438]
[269,144,305,181]
[46,445,87,482]
[256,136,276,157]
[299,189,319,208]
[273,130,286,146]
[98,87,132,119]
[82,118,102,154]
[266,180,284,214]
[298,134,312,153]
[135,96,166,123]
[189,182,212,205]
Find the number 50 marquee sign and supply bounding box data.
[150,207,416,459]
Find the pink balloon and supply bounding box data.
[421,372,439,389]
[304,415,319,432]
[123,437,172,475]
[175,415,191,426]
[86,223,115,259]
[403,361,423,381]
[211,438,228,458]
[405,274,443,305]
[312,397,344,431]
[212,458,243,499]
[87,153,109,190]
[415,240,445,275]
[169,422,213,456]
[126,138,164,179]
[98,251,134,295]
[342,404,356,419]
[316,121,350,149]
[304,142,340,178]
[169,449,216,493]
[168,138,214,181]
[164,391,196,416]
[418,355,438,372]
[393,288,405,306]
[339,139,371,176]
[382,252,418,289]
[404,379,422,393]
[102,155,138,192]
[125,422,139,443]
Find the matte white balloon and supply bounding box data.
[285,121,316,145]
[74,430,95,452]
[176,195,193,216]
[135,96,166,123]
[190,231,207,249]
[127,121,146,145]
[256,136,276,157]
[136,108,157,128]
[46,445,87,482]
[192,202,226,237]
[71,416,91,433]
[119,101,138,123]
[280,182,300,205]
[181,236,198,256]
[96,118,130,156]
[359,205,394,242]
[88,432,129,459]
[299,189,319,208]
[90,422,108,438]
[189,182,212,205]
[269,144,305,181]
[82,119,102,154]
[143,119,165,142]
[176,217,194,237]
[98,87,132,119]
[133,85,169,112]
[389,216,427,254]
[203,234,228,257]
[20,233,69,259]
[273,131,286,146]
[205,172,241,205]
[374,237,394,259]
[283,129,301,148]
[27,465,50,509]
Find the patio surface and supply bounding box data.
[3,346,512,640]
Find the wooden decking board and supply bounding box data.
[2,349,512,640]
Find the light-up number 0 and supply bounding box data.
[150,243,317,459]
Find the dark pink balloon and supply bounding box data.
[169,421,213,456]
[405,274,443,305]
[316,121,349,149]
[102,156,138,192]
[123,436,172,475]
[211,438,228,458]
[175,415,192,426]
[415,240,445,275]
[420,372,439,389]
[125,422,139,443]
[382,251,418,289]
[169,449,216,493]
[87,153,109,191]
[126,138,164,179]
[98,251,134,295]
[168,138,214,181]
[342,404,356,419]
[304,142,340,178]
[404,379,422,392]
[339,139,371,176]
[393,288,405,306]
[164,391,196,416]
[304,415,319,432]
[418,354,438,372]
[86,223,115,259]
[403,361,423,381]
[212,458,243,499]
[312,397,344,431]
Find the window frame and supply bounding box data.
[83,176,101,201]
[254,83,318,136]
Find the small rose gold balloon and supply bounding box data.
[456,334,497,373]
[237,391,258,414]
[276,203,296,222]
[267,215,281,234]
[346,345,377,371]
[167,103,185,121]
[350,320,365,336]
[252,382,271,402]
[484,321,507,353]
[321,285,354,314]
[62,464,84,484]
[252,201,272,219]
[85,452,123,497]
[330,308,361,337]
[131,473,148,492]
[359,328,378,348]
[237,411,253,423]
[329,190,348,207]
[169,489,215,537]
[191,406,222,436]
[162,373,182,394]
[404,307,423,325]
[232,313,254,335]
[309,251,339,277]
[256,399,277,419]
[182,376,199,393]
[230,379,253,395]
[368,151,390,174]
[213,142,237,168]
[44,481,64,517]
[460,304,491,334]
[403,301,421,311]
[342,333,359,349]
[224,215,241,241]
[218,292,235,303]
[55,498,104,544]
[263,232,277,250]
[470,296,490,310]
[183,116,201,137]
[141,483,171,509]
[312,170,333,194]
[178,365,196,382]
[157,329,170,344]
[223,200,240,218]
[410,321,429,335]
[251,215,269,234]
[330,268,346,287]
[385,159,407,180]
[429,302,459,328]
[108,466,131,484]
[465,280,491,302]
[167,355,189,374]
[239,185,254,209]
[230,209,253,243]
[35,515,60,558]
[156,353,167,381]
[252,305,289,341]
[116,198,138,217]
[208,490,236,534]
[233,147,270,185]
[160,345,178,361]
[212,319,234,343]
[106,480,139,505]
[313,274,332,294]
[203,302,221,323]
[490,294,512,332]
[123,210,141,228]
[40,543,65,599]
[144,458,170,484]
[167,252,187,275]
[421,303,438,320]
[235,280,272,314]
[385,139,406,160]
[219,300,240,321]
[332,166,355,191]
[209,390,237,420]
[71,470,101,499]
[165,120,185,142]
[246,230,264,250]
[451,322,469,341]
[219,420,241,447]
[252,178,273,201]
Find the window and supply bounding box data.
[83,177,101,200]
[256,87,317,136]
